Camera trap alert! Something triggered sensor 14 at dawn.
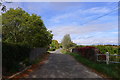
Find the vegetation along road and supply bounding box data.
[26,49,102,78]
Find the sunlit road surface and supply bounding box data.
[27,49,102,78]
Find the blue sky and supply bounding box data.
[4,2,118,45]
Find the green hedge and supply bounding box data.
[2,42,31,76]
[94,45,119,55]
[77,45,119,55]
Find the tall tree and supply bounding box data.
[61,34,73,49]
[2,8,53,48]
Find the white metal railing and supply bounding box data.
[96,52,120,64]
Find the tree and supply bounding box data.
[61,34,75,49]
[59,43,62,48]
[69,42,77,48]
[50,40,59,50]
[2,8,53,48]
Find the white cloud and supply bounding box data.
[49,7,111,23]
[83,7,110,14]
[73,37,118,45]
[49,22,117,44]
[50,23,117,36]
[112,32,118,34]
[49,13,73,23]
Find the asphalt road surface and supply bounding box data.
[27,49,102,78]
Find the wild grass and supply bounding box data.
[64,51,120,79]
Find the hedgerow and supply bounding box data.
[72,46,106,61]
[2,42,31,76]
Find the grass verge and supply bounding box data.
[64,51,120,79]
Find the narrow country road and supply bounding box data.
[27,49,102,78]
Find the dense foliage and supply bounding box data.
[94,45,120,62]
[49,40,59,51]
[76,45,119,54]
[72,46,102,61]
[2,8,53,76]
[93,45,119,55]
[2,8,53,48]
[73,45,119,62]
[2,42,31,76]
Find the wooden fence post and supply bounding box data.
[106,52,109,64]
[96,54,98,61]
[114,54,117,62]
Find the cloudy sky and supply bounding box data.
[4,2,118,45]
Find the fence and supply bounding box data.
[29,48,47,62]
[96,52,120,64]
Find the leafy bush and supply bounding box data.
[73,46,102,61]
[94,45,119,55]
[49,40,59,51]
[2,8,53,48]
[73,45,120,62]
[2,42,31,76]
[93,45,119,62]
[76,45,119,55]
[98,54,106,60]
